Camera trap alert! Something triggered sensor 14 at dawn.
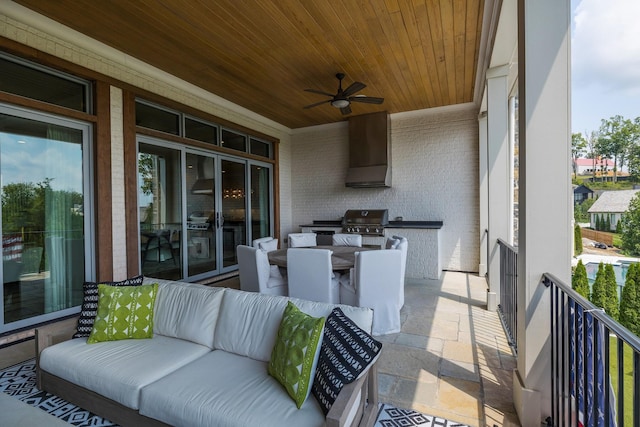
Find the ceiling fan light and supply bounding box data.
[331,99,350,108]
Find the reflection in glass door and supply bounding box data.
[186,152,216,277]
[250,164,271,241]
[1,110,90,327]
[221,159,246,268]
[138,142,182,280]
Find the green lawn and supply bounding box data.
[609,336,635,426]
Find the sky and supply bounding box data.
[571,0,640,134]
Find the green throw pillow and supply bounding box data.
[87,283,158,344]
[268,301,325,408]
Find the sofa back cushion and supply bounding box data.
[148,277,224,349]
[214,289,373,362]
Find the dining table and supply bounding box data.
[267,245,375,271]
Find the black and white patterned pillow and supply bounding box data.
[73,275,144,338]
[312,307,382,415]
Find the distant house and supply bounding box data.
[574,158,615,176]
[587,189,640,230]
[573,184,594,205]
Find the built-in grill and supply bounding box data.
[341,209,389,236]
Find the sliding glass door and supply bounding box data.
[1,105,93,331]
[138,141,183,280]
[185,152,216,277]
[138,139,272,281]
[220,158,246,269]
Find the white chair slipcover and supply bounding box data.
[237,245,287,296]
[286,248,340,304]
[331,233,362,247]
[385,237,400,249]
[339,249,402,335]
[392,235,408,309]
[252,236,273,249]
[288,233,317,248]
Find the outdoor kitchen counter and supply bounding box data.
[299,220,443,229]
[298,220,443,280]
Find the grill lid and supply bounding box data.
[342,209,389,227]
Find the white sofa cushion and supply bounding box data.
[213,289,374,362]
[39,336,210,409]
[139,350,325,427]
[151,279,224,348]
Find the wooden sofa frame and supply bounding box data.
[36,315,379,427]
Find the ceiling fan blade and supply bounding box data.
[340,105,352,115]
[304,88,335,97]
[349,96,384,104]
[303,99,332,109]
[342,81,366,97]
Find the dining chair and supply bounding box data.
[385,236,400,249]
[392,235,408,309]
[331,233,362,247]
[288,232,317,248]
[286,248,340,304]
[252,236,279,252]
[339,249,402,335]
[237,245,288,296]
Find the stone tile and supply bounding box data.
[392,377,438,407]
[377,344,440,383]
[402,314,460,340]
[443,340,476,365]
[377,372,397,397]
[395,332,444,353]
[436,377,483,420]
[485,405,522,427]
[440,359,480,383]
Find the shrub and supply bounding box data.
[572,259,590,299]
[574,225,583,255]
[590,262,607,309]
[620,263,640,335]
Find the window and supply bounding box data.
[221,129,246,152]
[135,101,180,135]
[250,137,272,159]
[1,105,93,331]
[185,117,218,145]
[0,53,91,113]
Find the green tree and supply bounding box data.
[624,117,640,182]
[597,115,639,182]
[575,197,596,223]
[590,262,607,309]
[574,225,583,255]
[621,194,640,255]
[604,263,619,321]
[616,219,623,233]
[604,215,611,231]
[584,130,600,180]
[620,263,640,335]
[596,214,601,230]
[572,132,587,178]
[572,259,590,299]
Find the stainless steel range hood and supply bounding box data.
[345,111,391,188]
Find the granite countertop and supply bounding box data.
[300,220,443,229]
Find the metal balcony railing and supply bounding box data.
[545,272,640,427]
[497,238,518,354]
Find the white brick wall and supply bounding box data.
[291,104,480,273]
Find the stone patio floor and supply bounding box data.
[378,271,521,426]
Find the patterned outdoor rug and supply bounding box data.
[0,359,469,427]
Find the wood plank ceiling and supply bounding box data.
[13,0,485,129]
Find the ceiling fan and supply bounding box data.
[303,73,384,115]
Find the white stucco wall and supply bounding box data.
[291,104,480,272]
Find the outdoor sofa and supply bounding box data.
[36,276,380,427]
